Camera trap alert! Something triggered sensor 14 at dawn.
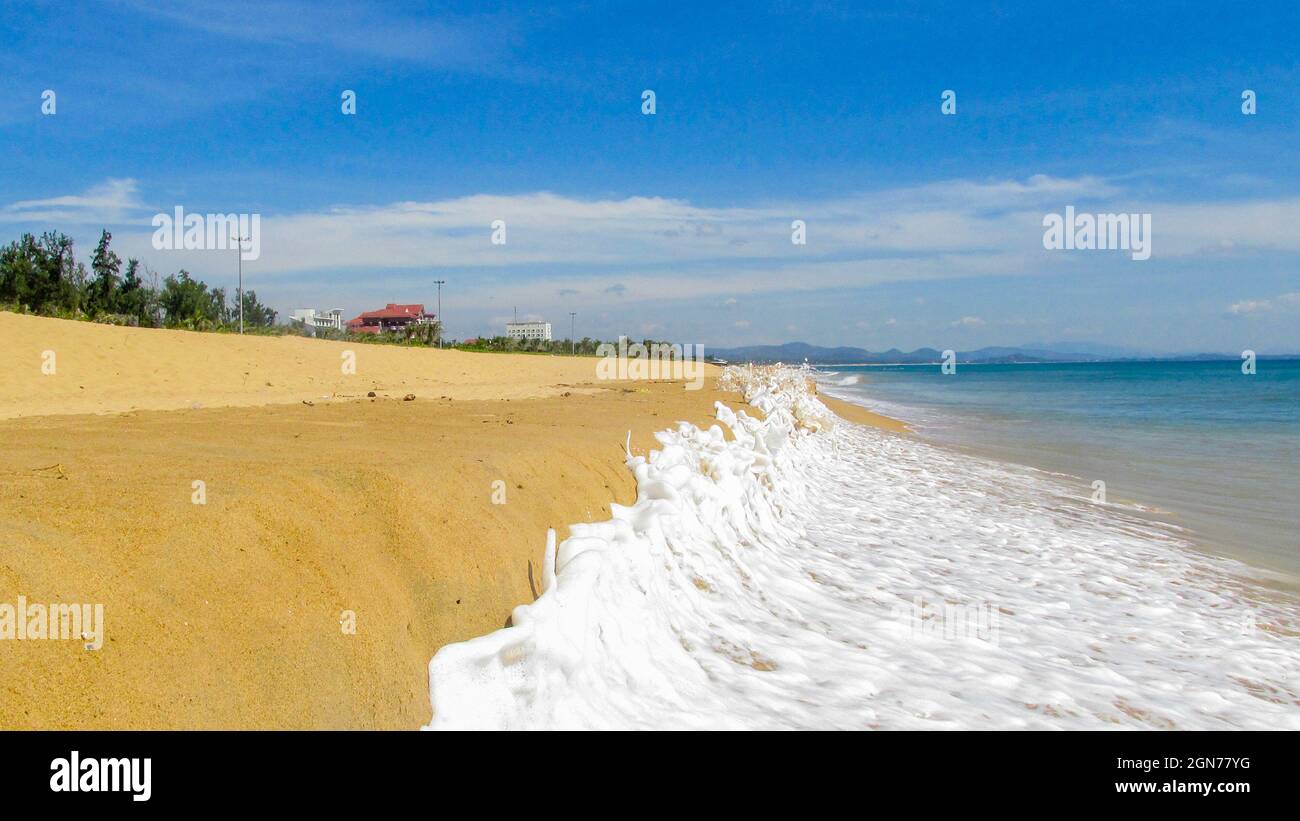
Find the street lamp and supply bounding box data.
[433,279,446,347]
[569,312,576,355]
[232,231,250,334]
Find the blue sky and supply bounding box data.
[2,0,1298,352]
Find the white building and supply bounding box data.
[506,320,552,341]
[291,308,345,331]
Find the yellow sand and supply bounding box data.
[817,393,909,434]
[0,311,901,729]
[0,311,630,419]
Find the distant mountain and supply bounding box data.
[1020,341,1160,359]
[706,342,935,364]
[703,342,959,364]
[705,341,1192,365]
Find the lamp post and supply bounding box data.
[569,312,576,355]
[233,231,249,333]
[433,279,446,347]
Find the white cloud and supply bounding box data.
[952,316,986,328]
[1154,204,1300,256]
[1228,299,1272,316]
[2,174,1123,275]
[0,179,142,225]
[1227,292,1300,316]
[9,176,1300,321]
[121,1,514,69]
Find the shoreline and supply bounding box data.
[427,364,1300,729]
[818,375,1300,593]
[816,392,910,434]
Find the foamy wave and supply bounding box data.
[424,365,1300,729]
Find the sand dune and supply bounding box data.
[0,311,899,728]
[0,312,730,727]
[0,311,625,420]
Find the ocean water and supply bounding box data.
[425,366,1300,729]
[819,360,1300,583]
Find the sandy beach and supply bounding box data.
[0,310,637,420]
[0,312,900,729]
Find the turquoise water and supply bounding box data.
[822,360,1300,581]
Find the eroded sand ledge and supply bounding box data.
[0,312,900,728]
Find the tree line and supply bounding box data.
[0,230,276,330]
[457,335,690,357]
[1,229,688,357]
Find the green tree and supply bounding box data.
[0,234,42,307]
[46,232,82,312]
[87,229,121,315]
[237,290,278,328]
[0,232,80,313]
[160,270,222,328]
[116,258,156,326]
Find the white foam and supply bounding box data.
[424,365,1300,729]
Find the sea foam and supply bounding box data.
[425,365,1300,729]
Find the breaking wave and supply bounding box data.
[424,365,1300,729]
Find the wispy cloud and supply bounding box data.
[12,174,1137,277]
[1227,293,1300,317]
[119,0,517,69]
[0,178,142,225]
[8,175,1300,320]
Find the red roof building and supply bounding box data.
[346,303,436,334]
